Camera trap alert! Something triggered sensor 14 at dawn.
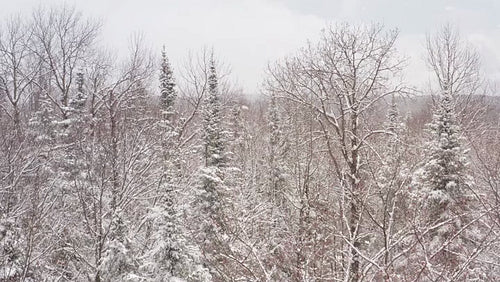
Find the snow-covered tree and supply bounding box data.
[376,96,409,211]
[0,15,36,131]
[266,23,406,281]
[160,46,176,123]
[141,204,211,281]
[194,54,231,279]
[199,55,226,223]
[100,209,139,281]
[412,89,479,279]
[0,217,25,280]
[268,90,289,206]
[31,5,100,120]
[421,91,468,202]
[139,48,210,282]
[202,56,225,168]
[366,96,413,279]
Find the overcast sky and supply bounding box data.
[2,0,499,94]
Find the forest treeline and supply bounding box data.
[1,5,499,282]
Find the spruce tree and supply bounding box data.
[140,48,210,281]
[195,54,228,276]
[203,56,225,167]
[422,90,469,219]
[416,88,476,277]
[100,209,138,281]
[159,46,176,123]
[156,47,183,278]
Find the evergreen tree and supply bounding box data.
[422,90,469,220]
[100,209,139,281]
[415,88,477,278]
[141,203,211,281]
[195,55,230,278]
[199,56,225,231]
[203,56,225,167]
[160,46,176,123]
[140,48,210,281]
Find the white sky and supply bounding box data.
[2,0,499,94]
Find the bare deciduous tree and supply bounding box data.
[0,16,38,130]
[425,23,488,134]
[31,5,101,120]
[266,23,406,281]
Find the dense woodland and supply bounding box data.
[1,6,500,282]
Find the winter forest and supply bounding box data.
[1,4,500,282]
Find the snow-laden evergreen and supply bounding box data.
[412,89,480,279]
[421,91,469,200]
[100,209,139,281]
[202,56,225,168]
[160,46,176,123]
[194,55,232,279]
[199,55,226,224]
[139,48,210,281]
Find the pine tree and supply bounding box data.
[201,56,223,203]
[140,48,210,281]
[422,90,469,219]
[203,56,225,167]
[416,88,477,277]
[156,48,183,278]
[28,66,57,146]
[195,55,229,277]
[141,203,211,281]
[100,209,139,281]
[160,46,176,123]
[199,55,225,227]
